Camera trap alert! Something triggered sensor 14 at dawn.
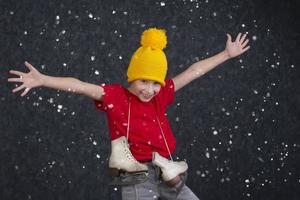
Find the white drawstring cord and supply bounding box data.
[155,115,173,161]
[126,97,132,140]
[126,97,173,161]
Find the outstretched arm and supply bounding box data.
[8,61,103,100]
[172,33,250,92]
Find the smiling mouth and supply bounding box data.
[142,93,153,99]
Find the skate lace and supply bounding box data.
[122,140,136,162]
[126,97,131,140]
[126,97,173,162]
[125,98,139,163]
[155,115,174,161]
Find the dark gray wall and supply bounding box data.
[1,0,299,199]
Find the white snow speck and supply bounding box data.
[205,152,210,158]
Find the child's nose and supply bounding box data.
[146,84,153,92]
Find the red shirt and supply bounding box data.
[94,79,176,161]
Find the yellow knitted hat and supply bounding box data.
[127,28,167,86]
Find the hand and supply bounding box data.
[8,61,44,96]
[225,33,250,58]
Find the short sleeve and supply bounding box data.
[94,84,123,112]
[156,79,175,107]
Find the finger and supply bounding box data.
[8,78,23,83]
[242,46,250,53]
[9,70,24,77]
[21,87,31,97]
[241,39,249,47]
[226,34,232,42]
[236,33,242,42]
[240,33,247,43]
[12,84,26,93]
[25,61,35,71]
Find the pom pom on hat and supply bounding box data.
[141,28,167,50]
[127,28,168,86]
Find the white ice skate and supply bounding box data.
[152,152,188,185]
[109,136,148,176]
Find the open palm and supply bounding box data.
[225,33,250,58]
[8,61,44,96]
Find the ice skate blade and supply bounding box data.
[109,167,148,176]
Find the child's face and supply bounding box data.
[128,79,162,102]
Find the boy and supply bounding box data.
[8,28,249,199]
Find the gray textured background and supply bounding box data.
[1,0,299,199]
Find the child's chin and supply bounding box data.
[139,97,152,102]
